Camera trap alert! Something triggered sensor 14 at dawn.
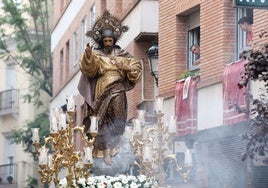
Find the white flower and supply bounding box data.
[127,175,136,182]
[59,178,67,188]
[113,181,123,188]
[59,174,157,187]
[117,174,126,179]
[137,174,147,183]
[144,182,152,188]
[103,178,112,186]
[87,176,97,185]
[96,182,106,188]
[121,176,129,185]
[77,177,86,186]
[129,182,138,188]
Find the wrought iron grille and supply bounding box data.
[0,163,17,185]
[0,89,19,115]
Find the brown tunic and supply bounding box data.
[79,47,142,158]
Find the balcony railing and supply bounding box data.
[0,163,17,186]
[0,89,19,116]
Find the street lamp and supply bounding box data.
[146,43,159,87]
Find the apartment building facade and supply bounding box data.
[0,38,37,188]
[50,0,157,149]
[159,0,268,187]
[0,16,38,188]
[0,1,52,187]
[51,0,268,187]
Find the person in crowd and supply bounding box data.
[238,16,253,46]
[190,44,200,65]
[78,10,142,165]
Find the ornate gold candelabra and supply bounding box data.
[31,96,98,187]
[128,97,193,187]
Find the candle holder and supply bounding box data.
[130,97,192,186]
[31,107,98,187]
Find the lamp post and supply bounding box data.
[146,43,159,87]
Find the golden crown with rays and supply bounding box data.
[86,10,129,45]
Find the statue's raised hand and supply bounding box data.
[85,43,92,58]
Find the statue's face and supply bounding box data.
[103,37,114,54]
[103,37,114,47]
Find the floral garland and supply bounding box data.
[59,174,158,188]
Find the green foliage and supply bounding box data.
[25,176,38,188]
[0,0,53,106]
[178,69,199,80]
[6,112,50,158]
[239,30,268,164]
[241,93,268,163]
[238,44,268,90]
[0,1,52,185]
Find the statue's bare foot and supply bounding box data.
[104,154,112,165]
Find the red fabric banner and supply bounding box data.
[222,59,249,125]
[175,77,198,136]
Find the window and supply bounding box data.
[65,41,70,79]
[90,4,95,28]
[8,156,14,175]
[73,31,78,67]
[4,137,14,176]
[60,49,64,84]
[89,4,95,46]
[236,8,253,58]
[188,27,200,68]
[187,11,200,69]
[82,17,87,52]
[6,63,16,89]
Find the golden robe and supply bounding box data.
[79,47,142,158]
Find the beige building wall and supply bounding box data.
[0,39,40,187]
[0,1,51,187]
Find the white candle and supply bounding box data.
[67,95,76,111]
[31,128,40,143]
[137,110,145,125]
[54,107,61,120]
[143,144,153,162]
[124,126,134,142]
[59,112,67,130]
[38,147,48,165]
[184,149,193,166]
[155,97,164,113]
[84,147,93,163]
[132,118,141,134]
[90,116,98,133]
[76,154,84,168]
[47,154,53,168]
[50,116,58,133]
[168,116,177,133]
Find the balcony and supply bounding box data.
[119,0,159,47]
[0,89,19,116]
[0,163,17,188]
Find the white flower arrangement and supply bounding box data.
[59,174,158,188]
